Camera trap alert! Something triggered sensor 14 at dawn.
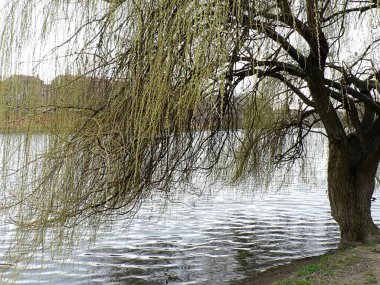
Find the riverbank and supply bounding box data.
[236,243,380,285]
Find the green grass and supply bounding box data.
[273,279,311,285]
[365,242,378,248]
[339,253,358,266]
[271,248,364,285]
[297,264,323,276]
[365,271,378,284]
[272,258,331,285]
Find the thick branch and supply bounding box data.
[322,2,380,23]
[231,58,306,78]
[247,20,307,67]
[324,78,380,114]
[260,11,317,50]
[231,64,313,107]
[327,63,380,92]
[270,74,315,107]
[307,71,346,141]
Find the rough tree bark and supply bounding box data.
[302,0,380,247]
[328,137,380,247]
[308,68,380,248]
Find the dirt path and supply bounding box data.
[235,244,380,285]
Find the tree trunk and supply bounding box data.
[328,139,380,248]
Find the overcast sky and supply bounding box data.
[0,0,55,82]
[0,1,378,83]
[0,0,107,83]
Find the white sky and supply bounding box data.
[0,0,108,83]
[0,1,57,82]
[0,1,378,84]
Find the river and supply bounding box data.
[0,133,378,284]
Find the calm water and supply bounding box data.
[0,134,379,284]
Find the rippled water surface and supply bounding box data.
[0,134,379,284]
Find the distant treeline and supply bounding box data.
[0,74,332,133]
[0,74,119,132]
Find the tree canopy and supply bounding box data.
[0,0,380,262]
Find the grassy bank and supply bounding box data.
[238,243,380,285]
[274,244,380,285]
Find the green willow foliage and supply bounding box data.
[0,0,379,265]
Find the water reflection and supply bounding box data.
[76,187,348,285]
[0,133,378,284]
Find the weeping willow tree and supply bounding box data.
[0,0,380,262]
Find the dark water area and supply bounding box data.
[0,134,379,284]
